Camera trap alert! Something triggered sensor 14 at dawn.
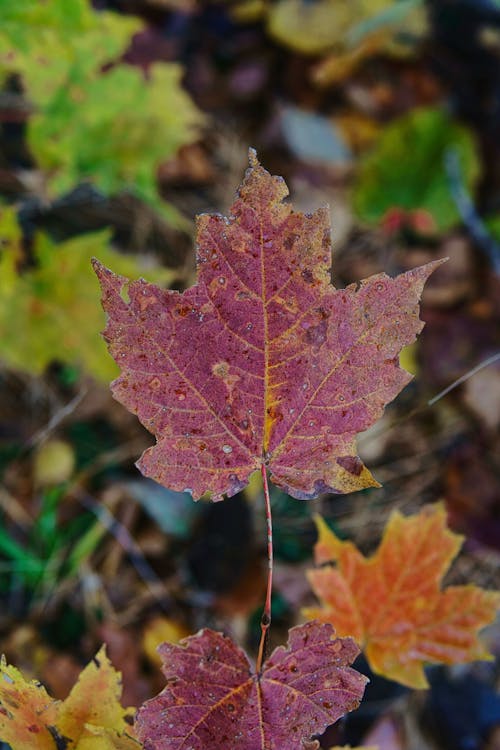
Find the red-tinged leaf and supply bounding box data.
[94,151,443,501]
[304,505,500,688]
[0,658,60,750]
[0,648,135,750]
[136,621,367,750]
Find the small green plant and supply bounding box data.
[0,484,104,604]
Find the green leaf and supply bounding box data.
[0,0,139,94]
[29,63,202,206]
[353,107,481,231]
[0,0,202,214]
[0,525,45,585]
[0,208,175,380]
[65,519,106,577]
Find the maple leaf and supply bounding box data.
[0,658,59,750]
[94,152,442,501]
[0,646,137,750]
[304,504,500,688]
[56,645,135,743]
[136,620,367,750]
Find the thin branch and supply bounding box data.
[26,387,88,449]
[427,351,500,406]
[445,147,500,274]
[359,351,500,446]
[75,489,170,612]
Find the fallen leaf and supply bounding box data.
[304,505,500,688]
[266,0,425,58]
[76,725,141,750]
[0,0,202,214]
[463,365,500,431]
[280,105,352,166]
[33,439,76,486]
[94,151,441,501]
[362,713,404,748]
[0,647,135,750]
[57,645,135,743]
[136,621,367,749]
[0,658,59,750]
[0,208,174,381]
[353,107,480,231]
[142,617,190,666]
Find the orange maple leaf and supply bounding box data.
[304,504,500,688]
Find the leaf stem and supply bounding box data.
[256,463,273,674]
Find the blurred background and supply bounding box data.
[0,1,499,748]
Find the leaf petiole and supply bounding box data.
[256,463,273,674]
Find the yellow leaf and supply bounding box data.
[76,725,141,750]
[304,504,500,688]
[399,342,418,376]
[57,646,134,743]
[142,617,190,666]
[268,0,356,55]
[0,658,60,750]
[0,648,135,749]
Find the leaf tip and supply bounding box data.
[313,514,343,564]
[248,147,259,167]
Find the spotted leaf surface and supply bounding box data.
[94,151,442,500]
[0,659,59,750]
[136,620,367,750]
[0,647,136,750]
[304,505,500,688]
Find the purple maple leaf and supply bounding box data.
[136,621,367,750]
[93,152,443,501]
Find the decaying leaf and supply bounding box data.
[304,504,500,688]
[0,646,136,750]
[0,208,174,381]
[0,658,59,750]
[94,152,441,501]
[136,620,367,749]
[266,0,426,58]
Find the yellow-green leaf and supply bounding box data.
[0,208,175,380]
[0,0,203,214]
[267,0,425,57]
